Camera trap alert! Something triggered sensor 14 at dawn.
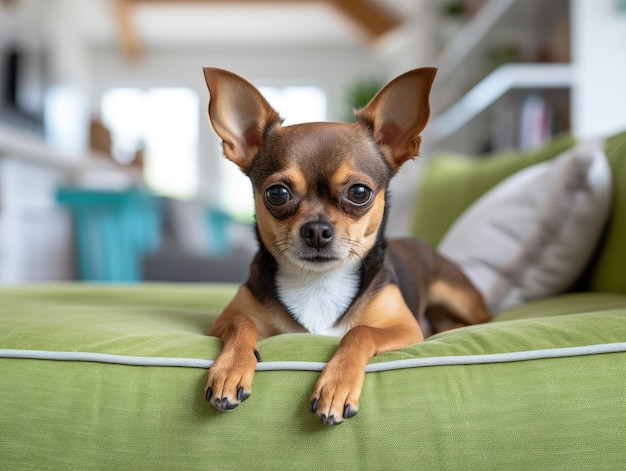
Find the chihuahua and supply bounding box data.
[202,67,490,425]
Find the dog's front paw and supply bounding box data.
[204,349,261,411]
[310,363,364,425]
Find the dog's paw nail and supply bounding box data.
[311,397,319,413]
[205,387,213,402]
[254,350,262,362]
[320,414,341,426]
[237,386,250,402]
[344,404,357,419]
[212,396,240,411]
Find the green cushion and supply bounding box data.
[584,130,626,293]
[412,134,577,246]
[2,284,626,470]
[494,292,626,322]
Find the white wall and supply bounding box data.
[571,0,626,138]
[0,0,84,283]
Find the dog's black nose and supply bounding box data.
[301,221,334,249]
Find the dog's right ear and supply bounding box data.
[203,68,282,173]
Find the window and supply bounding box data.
[101,88,199,198]
[218,85,327,219]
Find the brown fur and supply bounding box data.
[201,67,490,425]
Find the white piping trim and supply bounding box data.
[1,342,625,372]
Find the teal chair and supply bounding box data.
[57,188,161,281]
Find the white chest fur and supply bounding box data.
[276,262,361,336]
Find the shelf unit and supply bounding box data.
[428,63,572,142]
[433,0,518,84]
[424,0,572,154]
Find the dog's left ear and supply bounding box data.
[355,68,437,172]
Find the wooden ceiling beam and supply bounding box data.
[328,0,401,39]
[114,0,142,58]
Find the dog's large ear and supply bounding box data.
[203,67,282,173]
[355,68,437,173]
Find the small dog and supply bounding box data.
[202,67,490,425]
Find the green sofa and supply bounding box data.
[2,132,625,470]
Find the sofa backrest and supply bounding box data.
[411,134,576,246]
[411,130,626,296]
[583,130,626,293]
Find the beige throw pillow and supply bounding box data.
[439,139,612,313]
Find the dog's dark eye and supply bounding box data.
[265,185,291,207]
[347,184,373,206]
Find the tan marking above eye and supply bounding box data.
[263,168,308,197]
[331,164,377,191]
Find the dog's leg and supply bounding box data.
[427,258,491,333]
[310,285,424,425]
[205,286,263,411]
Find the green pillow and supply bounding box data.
[412,134,577,245]
[584,130,626,294]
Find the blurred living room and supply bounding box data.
[0,0,625,286]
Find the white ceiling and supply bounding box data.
[70,0,420,50]
[133,2,360,46]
